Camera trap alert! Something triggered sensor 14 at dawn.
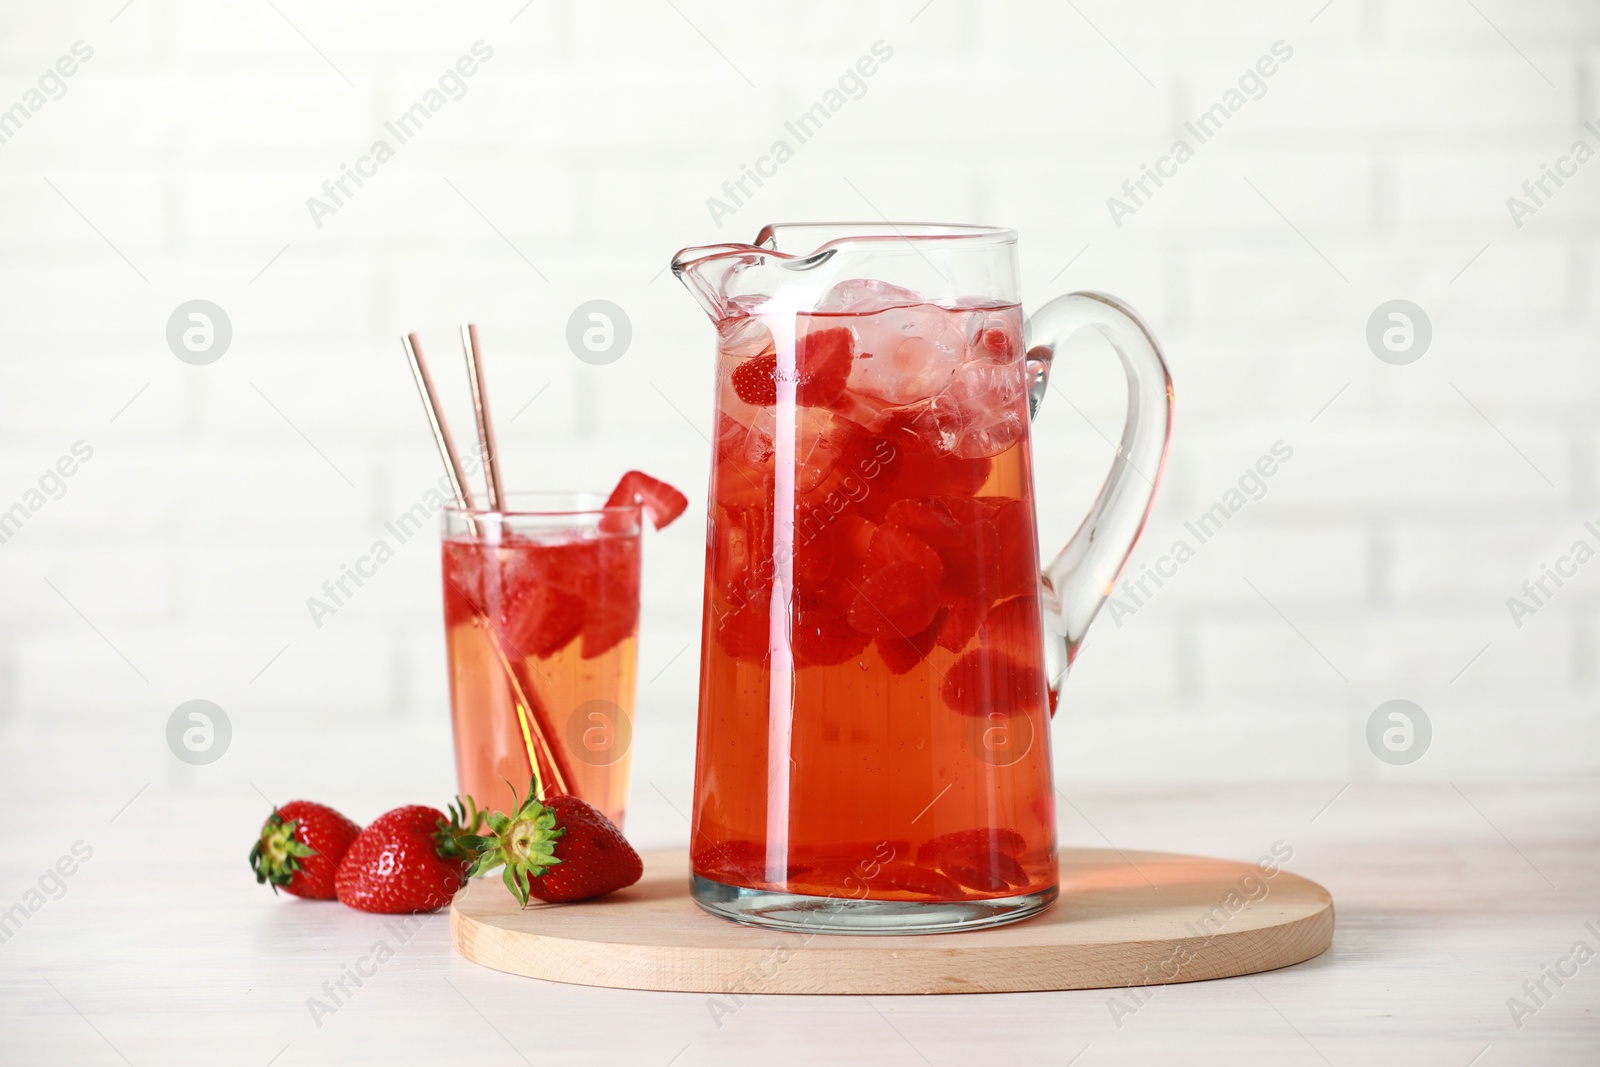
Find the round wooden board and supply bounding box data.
[451,848,1334,995]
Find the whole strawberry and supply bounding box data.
[467,776,642,905]
[334,799,481,914]
[250,800,361,900]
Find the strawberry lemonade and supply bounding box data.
[691,281,1059,926]
[441,497,643,827]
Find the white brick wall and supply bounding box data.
[0,0,1595,798]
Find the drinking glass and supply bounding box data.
[440,492,640,826]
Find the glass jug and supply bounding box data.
[672,223,1173,933]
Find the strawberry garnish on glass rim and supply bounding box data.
[604,470,688,530]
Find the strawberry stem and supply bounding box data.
[463,774,564,908]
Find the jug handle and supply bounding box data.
[1024,291,1174,701]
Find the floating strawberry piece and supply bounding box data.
[793,608,871,667]
[936,596,985,652]
[864,523,944,587]
[714,598,772,665]
[501,582,585,659]
[975,324,1017,363]
[885,496,996,553]
[605,470,688,530]
[981,595,1045,660]
[466,776,642,905]
[847,560,941,640]
[989,498,1038,598]
[250,800,361,901]
[731,352,779,406]
[876,607,946,675]
[581,537,641,659]
[941,646,1048,718]
[827,513,877,572]
[795,326,854,406]
[335,800,481,914]
[726,327,855,409]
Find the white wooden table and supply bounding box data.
[2,781,1594,1065]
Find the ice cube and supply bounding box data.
[965,311,1021,364]
[815,278,924,314]
[718,314,776,360]
[922,361,1028,459]
[847,305,966,406]
[794,408,861,493]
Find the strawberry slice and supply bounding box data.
[981,595,1044,661]
[714,597,772,665]
[605,470,688,530]
[876,607,946,675]
[504,583,586,659]
[731,353,779,406]
[885,496,996,552]
[795,326,853,406]
[727,328,855,409]
[941,647,1047,718]
[793,608,871,667]
[915,827,1026,866]
[871,863,964,899]
[847,561,941,640]
[692,839,811,885]
[989,498,1038,598]
[865,523,945,587]
[580,536,641,659]
[936,596,985,652]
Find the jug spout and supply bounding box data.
[670,242,767,321]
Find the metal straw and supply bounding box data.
[401,332,476,514]
[459,322,505,511]
[399,330,573,798]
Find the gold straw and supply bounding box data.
[459,323,505,512]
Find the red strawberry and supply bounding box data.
[334,800,482,914]
[941,648,1048,718]
[605,470,689,530]
[714,597,772,665]
[885,496,995,553]
[692,839,811,884]
[728,327,855,408]
[864,523,945,587]
[916,827,1031,893]
[581,535,641,659]
[847,560,941,639]
[793,608,871,667]
[795,326,853,406]
[936,596,985,652]
[731,352,779,406]
[915,827,1026,867]
[871,863,964,899]
[875,607,946,675]
[981,595,1045,660]
[467,776,642,905]
[988,498,1038,598]
[250,800,361,900]
[503,583,586,659]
